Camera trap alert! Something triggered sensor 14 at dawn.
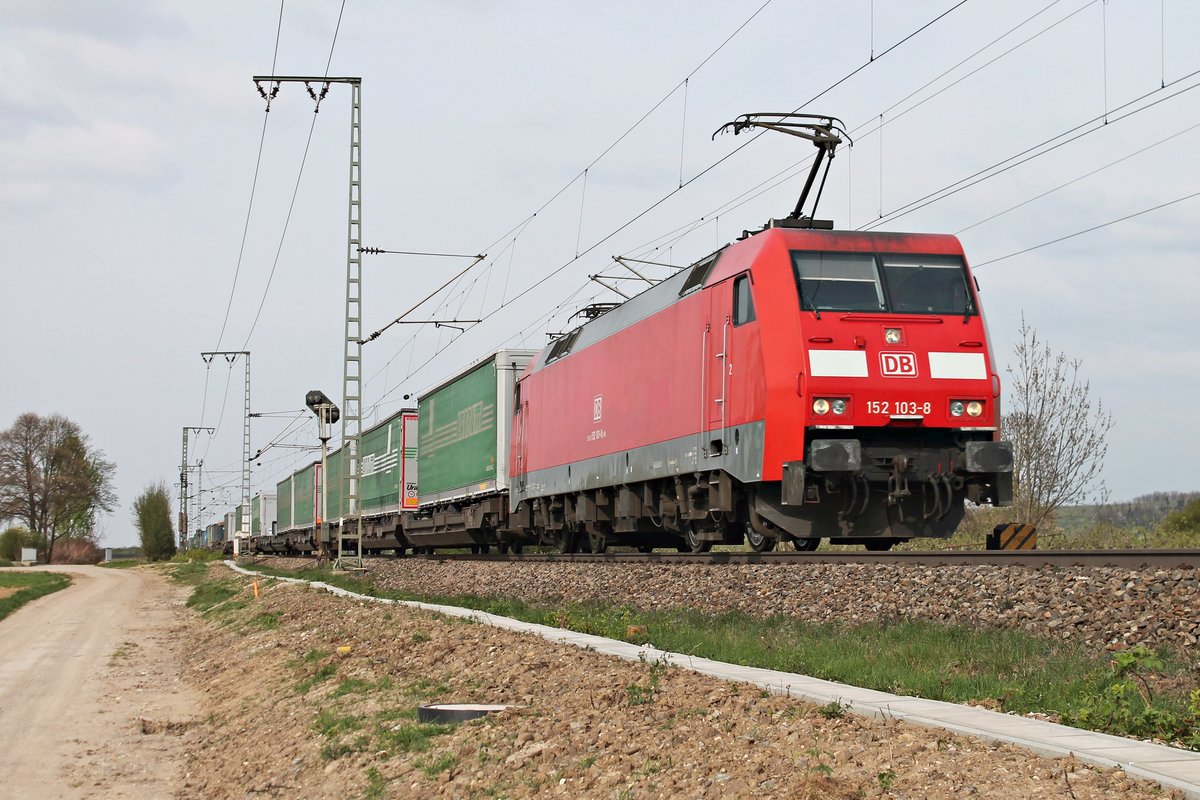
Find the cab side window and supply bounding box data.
[733,274,756,325]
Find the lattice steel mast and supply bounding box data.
[200,351,251,554]
[253,75,364,568]
[179,426,214,551]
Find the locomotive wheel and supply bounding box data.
[791,537,820,552]
[683,526,712,553]
[746,528,776,553]
[497,542,510,554]
[511,543,524,555]
[556,529,578,554]
[587,528,609,554]
[864,538,897,552]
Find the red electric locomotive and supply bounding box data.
[504,115,1013,552]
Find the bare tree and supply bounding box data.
[1002,317,1114,529]
[0,413,117,561]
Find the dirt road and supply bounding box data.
[0,565,198,798]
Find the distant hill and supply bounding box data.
[1058,491,1200,531]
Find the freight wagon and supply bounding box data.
[403,349,535,552]
[250,407,417,555]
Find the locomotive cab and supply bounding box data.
[723,222,1014,546]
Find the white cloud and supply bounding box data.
[0,118,171,183]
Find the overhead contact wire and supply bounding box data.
[973,189,1200,268]
[240,0,348,350]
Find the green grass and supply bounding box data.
[295,663,338,694]
[100,558,145,569]
[376,721,455,755]
[0,571,71,621]
[185,578,243,612]
[253,611,281,629]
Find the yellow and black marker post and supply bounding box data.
[987,523,1038,550]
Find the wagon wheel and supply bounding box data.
[587,527,609,554]
[637,545,655,554]
[556,529,578,554]
[497,542,511,555]
[746,528,777,553]
[791,537,820,552]
[682,525,712,553]
[864,538,897,552]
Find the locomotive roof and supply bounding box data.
[529,227,964,374]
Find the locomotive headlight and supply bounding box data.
[949,400,965,417]
[884,328,902,344]
[966,401,984,417]
[831,399,847,415]
[812,398,830,415]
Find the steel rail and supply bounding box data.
[415,549,1200,569]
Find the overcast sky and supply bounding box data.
[2,0,1197,546]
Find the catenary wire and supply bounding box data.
[239,0,348,351]
[972,189,1200,268]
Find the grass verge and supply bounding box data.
[100,558,145,569]
[0,571,72,621]
[244,561,1200,749]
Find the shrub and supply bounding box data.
[50,538,102,564]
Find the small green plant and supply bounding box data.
[411,630,432,643]
[332,677,372,698]
[877,768,897,790]
[626,655,668,706]
[818,700,848,719]
[253,612,281,629]
[416,752,457,778]
[804,747,834,777]
[295,663,338,694]
[1071,645,1199,747]
[313,710,368,761]
[377,722,455,755]
[363,767,389,799]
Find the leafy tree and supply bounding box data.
[1002,317,1114,529]
[133,482,176,562]
[0,525,38,561]
[1160,499,1200,536]
[0,413,117,562]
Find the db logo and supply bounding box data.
[593,394,603,422]
[880,352,918,377]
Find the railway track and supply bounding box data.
[414,549,1200,569]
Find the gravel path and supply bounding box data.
[255,557,1200,656]
[0,565,199,798]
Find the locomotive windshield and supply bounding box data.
[792,251,973,315]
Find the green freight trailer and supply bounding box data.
[361,410,419,515]
[251,492,277,537]
[357,409,418,551]
[264,408,416,553]
[408,349,535,549]
[277,473,293,531]
[293,462,317,530]
[418,349,535,504]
